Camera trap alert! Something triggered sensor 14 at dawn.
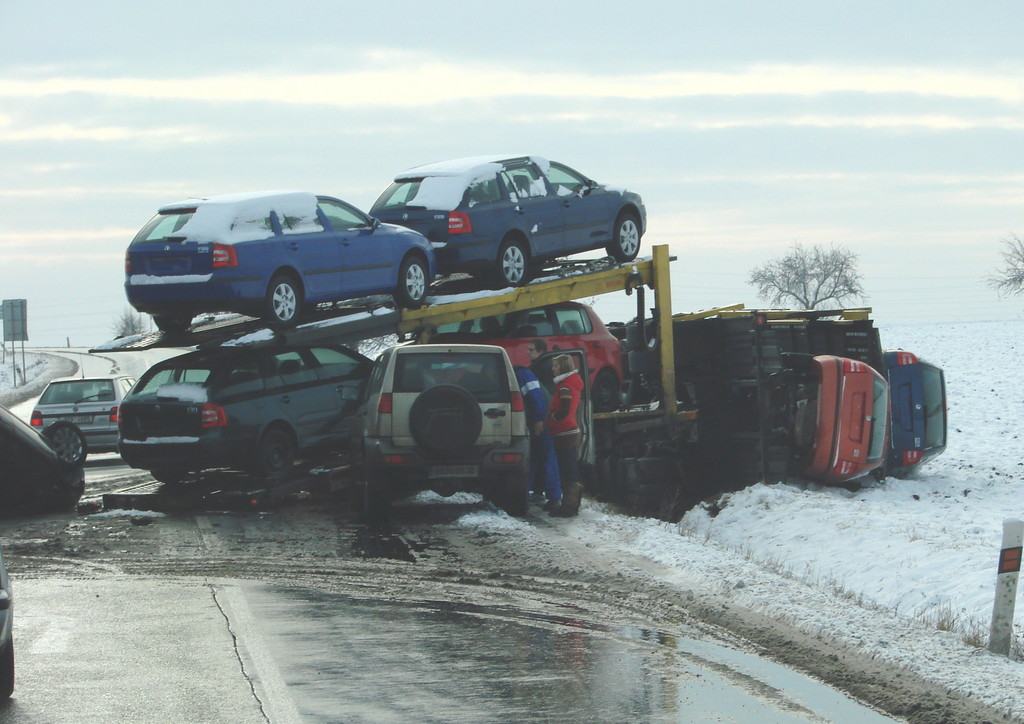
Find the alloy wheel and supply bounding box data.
[618,219,640,257]
[405,261,426,301]
[502,245,526,284]
[272,282,297,322]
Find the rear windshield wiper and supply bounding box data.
[74,393,109,403]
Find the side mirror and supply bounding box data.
[370,216,381,230]
[582,180,597,196]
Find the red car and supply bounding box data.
[430,302,624,411]
[798,355,890,484]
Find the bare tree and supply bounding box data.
[989,235,1024,296]
[749,243,865,309]
[113,307,147,337]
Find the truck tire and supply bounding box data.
[154,314,192,333]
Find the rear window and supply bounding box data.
[133,365,215,397]
[393,353,508,403]
[375,181,422,209]
[921,364,946,449]
[132,210,195,244]
[39,379,115,405]
[867,377,889,461]
[374,176,469,211]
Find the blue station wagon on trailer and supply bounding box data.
[372,155,646,286]
[125,191,436,332]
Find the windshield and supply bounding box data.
[132,210,195,244]
[39,379,115,405]
[867,377,889,461]
[394,353,508,403]
[921,364,946,449]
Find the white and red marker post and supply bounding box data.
[989,518,1024,656]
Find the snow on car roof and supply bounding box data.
[157,190,320,245]
[394,155,550,179]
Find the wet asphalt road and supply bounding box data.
[0,454,897,724]
[1,576,895,724]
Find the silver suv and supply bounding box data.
[32,375,136,463]
[360,344,530,517]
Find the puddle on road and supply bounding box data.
[238,584,895,723]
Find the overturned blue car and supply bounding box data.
[883,350,947,477]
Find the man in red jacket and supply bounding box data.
[547,354,584,517]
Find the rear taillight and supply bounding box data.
[901,449,924,466]
[510,391,525,412]
[109,406,119,424]
[124,252,132,274]
[494,452,523,464]
[377,393,393,414]
[383,454,412,465]
[200,403,228,428]
[897,351,918,366]
[30,410,43,427]
[212,243,238,268]
[448,211,473,235]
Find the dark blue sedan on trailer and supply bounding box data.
[883,350,947,477]
[371,156,646,286]
[125,191,435,332]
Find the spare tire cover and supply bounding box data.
[409,385,483,453]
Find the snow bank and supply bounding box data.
[456,509,532,533]
[0,352,78,408]
[407,491,483,506]
[678,319,1024,641]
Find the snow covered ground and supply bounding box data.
[0,351,48,393]
[444,319,1024,717]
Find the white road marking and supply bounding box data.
[217,584,303,724]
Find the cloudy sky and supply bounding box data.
[1,0,1022,345]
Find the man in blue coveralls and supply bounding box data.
[515,342,562,511]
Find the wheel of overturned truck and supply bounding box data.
[0,636,13,700]
[487,474,529,517]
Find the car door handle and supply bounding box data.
[281,395,290,404]
[287,242,299,251]
[484,408,506,418]
[562,200,572,208]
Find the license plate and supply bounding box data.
[428,465,479,478]
[70,415,93,424]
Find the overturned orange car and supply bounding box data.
[795,355,889,484]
